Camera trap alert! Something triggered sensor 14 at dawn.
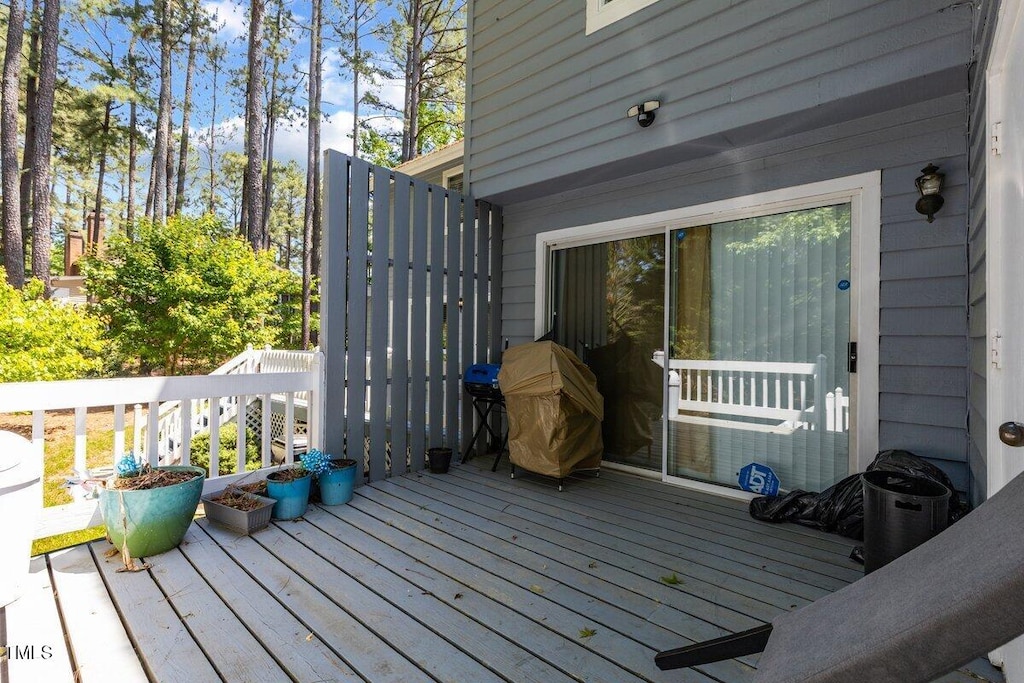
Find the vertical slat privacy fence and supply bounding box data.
[321,150,502,482]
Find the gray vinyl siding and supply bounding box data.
[967,0,1001,506]
[496,93,971,490]
[467,0,972,203]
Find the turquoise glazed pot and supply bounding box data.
[99,466,205,558]
[318,460,357,506]
[266,470,312,519]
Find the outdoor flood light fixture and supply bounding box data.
[914,163,945,223]
[627,100,660,127]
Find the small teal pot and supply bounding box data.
[99,466,205,558]
[266,470,313,520]
[318,459,358,506]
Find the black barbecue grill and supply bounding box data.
[462,363,507,469]
[464,363,503,400]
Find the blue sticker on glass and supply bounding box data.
[837,279,851,291]
[676,230,686,241]
[738,462,780,496]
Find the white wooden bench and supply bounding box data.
[652,352,849,435]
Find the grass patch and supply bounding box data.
[32,527,106,557]
[33,427,119,555]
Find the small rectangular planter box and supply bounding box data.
[202,491,276,535]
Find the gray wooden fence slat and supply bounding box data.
[92,543,220,682]
[488,205,504,360]
[429,186,446,447]
[476,198,490,364]
[410,180,430,469]
[445,194,462,450]
[461,193,476,452]
[369,165,391,480]
[391,173,412,477]
[199,521,425,683]
[348,158,371,470]
[181,526,361,681]
[321,151,348,458]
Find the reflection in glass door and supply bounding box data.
[549,235,665,470]
[666,205,852,492]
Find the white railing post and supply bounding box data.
[74,407,87,480]
[133,404,143,455]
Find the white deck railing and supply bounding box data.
[653,352,850,434]
[0,350,324,540]
[139,346,321,464]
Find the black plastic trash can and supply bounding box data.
[862,470,951,574]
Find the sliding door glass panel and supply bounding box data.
[549,235,665,470]
[667,205,852,492]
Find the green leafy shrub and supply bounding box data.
[0,272,105,382]
[189,423,261,476]
[82,214,302,375]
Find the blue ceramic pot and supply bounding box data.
[318,460,357,505]
[99,465,205,558]
[266,470,312,519]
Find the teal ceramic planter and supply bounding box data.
[99,466,205,558]
[318,460,357,505]
[266,471,312,519]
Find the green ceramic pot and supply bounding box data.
[99,465,206,558]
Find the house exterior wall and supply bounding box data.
[967,0,1002,506]
[467,0,971,204]
[495,93,972,493]
[466,0,977,495]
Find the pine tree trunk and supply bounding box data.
[92,99,112,243]
[302,0,322,348]
[126,0,140,233]
[174,18,198,216]
[262,6,281,251]
[243,0,267,250]
[1,0,26,288]
[30,0,60,294]
[351,0,359,157]
[19,0,38,252]
[148,0,173,221]
[402,0,422,163]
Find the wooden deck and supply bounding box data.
[4,460,1005,683]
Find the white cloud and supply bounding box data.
[203,0,247,41]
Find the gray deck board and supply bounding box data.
[178,526,361,682]
[442,467,844,599]
[450,467,862,586]
[47,546,147,682]
[17,463,1004,683]
[93,540,221,682]
[4,557,76,683]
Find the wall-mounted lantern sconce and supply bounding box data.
[914,163,945,223]
[627,100,660,127]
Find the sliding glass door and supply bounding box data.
[666,205,852,492]
[549,235,665,470]
[542,182,869,494]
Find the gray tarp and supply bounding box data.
[498,341,604,478]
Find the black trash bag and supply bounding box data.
[749,449,970,540]
[749,473,865,539]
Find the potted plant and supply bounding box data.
[302,449,358,506]
[201,486,275,535]
[98,454,206,571]
[266,460,314,520]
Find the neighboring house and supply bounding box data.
[394,139,465,192]
[461,0,1023,540]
